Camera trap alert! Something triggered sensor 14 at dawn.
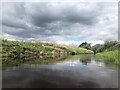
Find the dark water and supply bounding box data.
[2,55,118,88]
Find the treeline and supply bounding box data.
[79,40,120,65]
[79,41,119,54]
[92,41,119,54]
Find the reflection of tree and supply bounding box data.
[79,55,91,65]
[80,59,88,65]
[2,55,67,70]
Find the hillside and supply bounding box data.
[2,39,93,59]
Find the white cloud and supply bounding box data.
[1,2,118,46]
[56,40,104,46]
[56,40,80,46]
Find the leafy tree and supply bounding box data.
[92,40,119,54]
[92,44,103,54]
[79,42,91,50]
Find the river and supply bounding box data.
[2,55,118,88]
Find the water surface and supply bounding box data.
[2,55,118,88]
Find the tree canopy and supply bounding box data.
[79,42,91,50]
[91,41,119,54]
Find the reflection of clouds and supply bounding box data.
[4,56,118,88]
[98,71,110,77]
[97,62,104,67]
[55,60,86,67]
[87,60,105,67]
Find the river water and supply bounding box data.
[2,55,118,88]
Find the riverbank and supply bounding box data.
[2,39,94,69]
[2,39,93,59]
[96,50,119,65]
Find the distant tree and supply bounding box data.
[92,40,119,54]
[104,41,117,48]
[79,42,91,50]
[92,44,103,54]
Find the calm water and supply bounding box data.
[2,55,118,88]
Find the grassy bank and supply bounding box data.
[96,50,119,65]
[2,39,93,59]
[1,39,93,69]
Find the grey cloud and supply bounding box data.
[1,2,118,45]
[2,17,27,29]
[2,2,27,29]
[25,2,101,27]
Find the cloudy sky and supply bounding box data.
[1,1,118,46]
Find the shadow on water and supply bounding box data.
[2,54,118,88]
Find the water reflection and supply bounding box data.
[2,55,67,70]
[2,54,118,70]
[56,55,93,67]
[2,55,118,88]
[79,55,91,65]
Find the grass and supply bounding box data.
[1,39,94,69]
[96,50,119,65]
[54,44,93,54]
[2,39,93,59]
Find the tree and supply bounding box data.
[91,40,119,54]
[79,42,91,50]
[92,44,103,54]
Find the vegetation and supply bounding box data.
[79,42,91,50]
[2,39,93,58]
[92,41,120,65]
[2,39,119,67]
[96,50,119,64]
[78,40,120,65]
[2,39,93,69]
[92,41,119,54]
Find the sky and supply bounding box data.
[1,1,118,46]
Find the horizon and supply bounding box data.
[2,38,119,47]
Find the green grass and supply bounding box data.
[1,39,94,69]
[54,44,93,54]
[96,50,119,65]
[2,39,93,58]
